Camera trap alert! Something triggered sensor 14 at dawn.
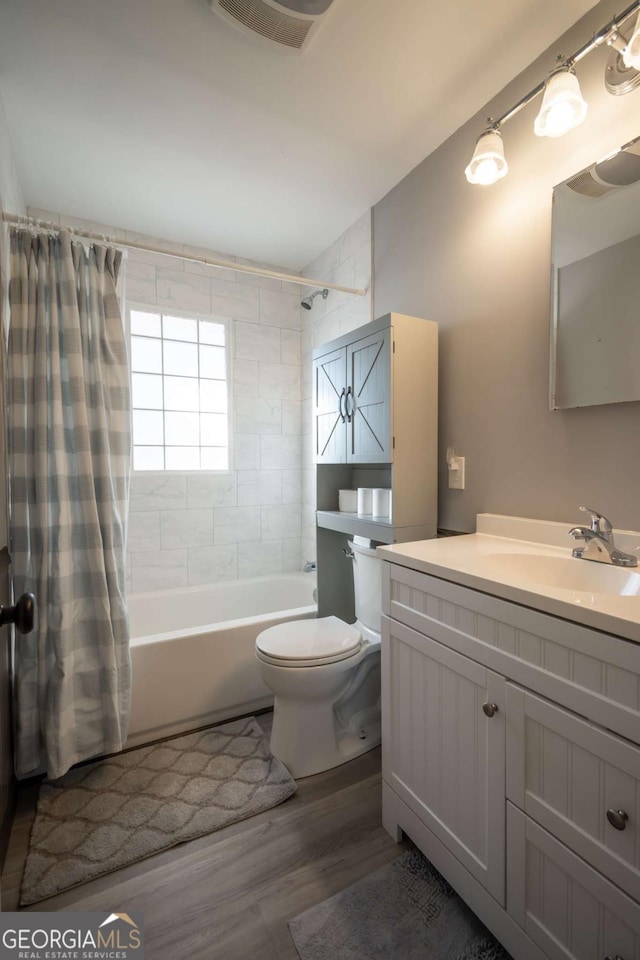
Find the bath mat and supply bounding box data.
[288,848,512,960]
[21,717,296,905]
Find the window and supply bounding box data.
[129,308,230,471]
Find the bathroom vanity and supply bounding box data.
[379,515,640,960]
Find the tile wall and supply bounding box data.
[300,211,374,563]
[29,208,303,592]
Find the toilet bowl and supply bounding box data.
[255,539,382,778]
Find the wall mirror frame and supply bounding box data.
[549,132,640,410]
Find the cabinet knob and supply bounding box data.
[482,702,498,718]
[606,809,629,831]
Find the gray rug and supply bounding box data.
[21,717,296,905]
[288,849,512,960]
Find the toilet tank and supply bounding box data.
[349,540,381,634]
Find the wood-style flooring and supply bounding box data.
[1,714,408,959]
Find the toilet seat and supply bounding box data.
[256,616,362,667]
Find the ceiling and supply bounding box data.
[0,0,599,270]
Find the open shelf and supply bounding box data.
[316,510,434,545]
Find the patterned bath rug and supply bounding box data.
[288,848,512,960]
[21,716,296,905]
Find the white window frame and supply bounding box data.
[126,303,233,475]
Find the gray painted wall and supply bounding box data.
[373,0,640,534]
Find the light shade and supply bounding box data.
[464,129,508,185]
[623,12,640,70]
[534,68,588,138]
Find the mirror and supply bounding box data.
[550,134,640,409]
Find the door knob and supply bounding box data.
[0,593,35,634]
[482,702,499,718]
[606,809,629,831]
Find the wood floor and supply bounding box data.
[1,715,408,959]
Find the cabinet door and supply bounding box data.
[382,615,506,904]
[346,328,392,463]
[507,804,640,960]
[507,684,640,903]
[313,347,346,463]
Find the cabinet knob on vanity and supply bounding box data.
[482,702,499,718]
[606,809,629,831]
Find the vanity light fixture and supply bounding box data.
[533,66,588,138]
[464,127,508,185]
[623,11,640,68]
[465,0,640,184]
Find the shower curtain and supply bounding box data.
[7,228,131,779]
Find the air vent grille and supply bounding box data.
[218,0,314,48]
[566,171,614,199]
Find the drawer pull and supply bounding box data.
[482,702,499,718]
[604,955,625,959]
[606,809,629,831]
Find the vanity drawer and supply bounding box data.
[383,562,640,745]
[506,684,640,902]
[507,804,640,960]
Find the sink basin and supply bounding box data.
[482,553,640,597]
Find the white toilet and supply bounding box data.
[255,539,382,778]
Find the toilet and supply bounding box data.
[255,538,382,778]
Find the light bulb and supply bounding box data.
[623,12,640,70]
[534,67,587,138]
[465,129,508,185]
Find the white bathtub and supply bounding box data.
[127,573,317,747]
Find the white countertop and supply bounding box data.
[378,514,640,644]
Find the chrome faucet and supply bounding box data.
[569,507,638,567]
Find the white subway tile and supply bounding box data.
[127,273,157,306]
[234,321,281,363]
[283,538,303,573]
[234,435,259,470]
[235,397,282,435]
[259,362,300,401]
[187,473,237,508]
[233,359,260,398]
[214,505,261,544]
[259,288,301,330]
[127,511,161,553]
[161,509,213,549]
[282,469,301,504]
[211,278,259,322]
[260,435,301,470]
[282,399,301,435]
[188,545,238,585]
[157,268,211,313]
[131,550,188,593]
[238,541,283,578]
[280,328,301,365]
[261,504,301,541]
[130,475,187,512]
[237,470,282,506]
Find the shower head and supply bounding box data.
[301,288,329,310]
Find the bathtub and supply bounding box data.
[127,573,317,747]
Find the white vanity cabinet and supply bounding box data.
[381,558,640,960]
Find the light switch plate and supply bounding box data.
[448,456,465,490]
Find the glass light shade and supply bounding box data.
[623,12,640,70]
[464,129,508,185]
[534,68,588,138]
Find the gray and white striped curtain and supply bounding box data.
[7,228,131,780]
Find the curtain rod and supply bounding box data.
[1,214,367,297]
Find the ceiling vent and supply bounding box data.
[566,147,640,199]
[208,0,337,51]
